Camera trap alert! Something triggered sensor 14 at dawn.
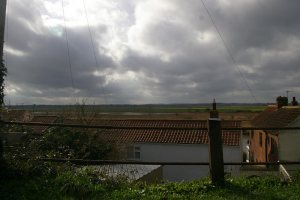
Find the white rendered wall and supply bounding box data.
[278,117,300,172]
[279,117,300,161]
[134,143,241,182]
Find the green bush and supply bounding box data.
[1,126,115,180]
[40,127,113,160]
[4,126,114,161]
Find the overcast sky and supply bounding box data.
[3,0,300,105]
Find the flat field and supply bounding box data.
[8,104,264,120]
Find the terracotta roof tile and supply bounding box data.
[101,129,241,146]
[63,119,241,128]
[252,107,300,128]
[38,119,241,146]
[2,109,33,122]
[30,116,58,134]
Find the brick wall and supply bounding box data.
[249,130,279,162]
[250,130,266,162]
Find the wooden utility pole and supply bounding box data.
[0,0,7,160]
[208,100,224,186]
[0,0,7,59]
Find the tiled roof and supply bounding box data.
[84,120,241,146]
[100,129,240,146]
[30,116,58,134]
[63,119,241,129]
[252,106,300,128]
[101,129,240,146]
[35,118,241,146]
[2,109,32,122]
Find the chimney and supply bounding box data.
[291,97,298,106]
[210,99,219,118]
[276,96,288,109]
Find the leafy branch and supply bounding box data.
[0,59,6,106]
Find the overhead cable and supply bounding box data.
[200,0,258,103]
[82,0,108,104]
[61,0,76,91]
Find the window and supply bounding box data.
[127,145,141,160]
[259,132,263,147]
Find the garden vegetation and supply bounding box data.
[1,130,300,200]
[1,117,300,199]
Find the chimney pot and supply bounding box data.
[213,99,216,110]
[276,96,288,109]
[210,99,219,118]
[292,97,298,106]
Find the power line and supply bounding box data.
[61,0,75,92]
[4,121,300,131]
[200,0,258,103]
[82,0,100,74]
[81,0,108,104]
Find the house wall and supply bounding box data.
[279,130,300,161]
[133,143,241,182]
[249,130,278,162]
[266,133,279,162]
[277,118,300,172]
[250,130,266,162]
[279,118,300,161]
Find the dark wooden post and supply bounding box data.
[0,0,7,160]
[0,0,7,58]
[208,100,224,186]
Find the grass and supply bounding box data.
[1,168,300,200]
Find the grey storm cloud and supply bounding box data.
[3,0,300,104]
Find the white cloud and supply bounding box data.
[5,46,27,57]
[4,0,300,104]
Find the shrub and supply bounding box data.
[39,127,113,160]
[1,126,115,179]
